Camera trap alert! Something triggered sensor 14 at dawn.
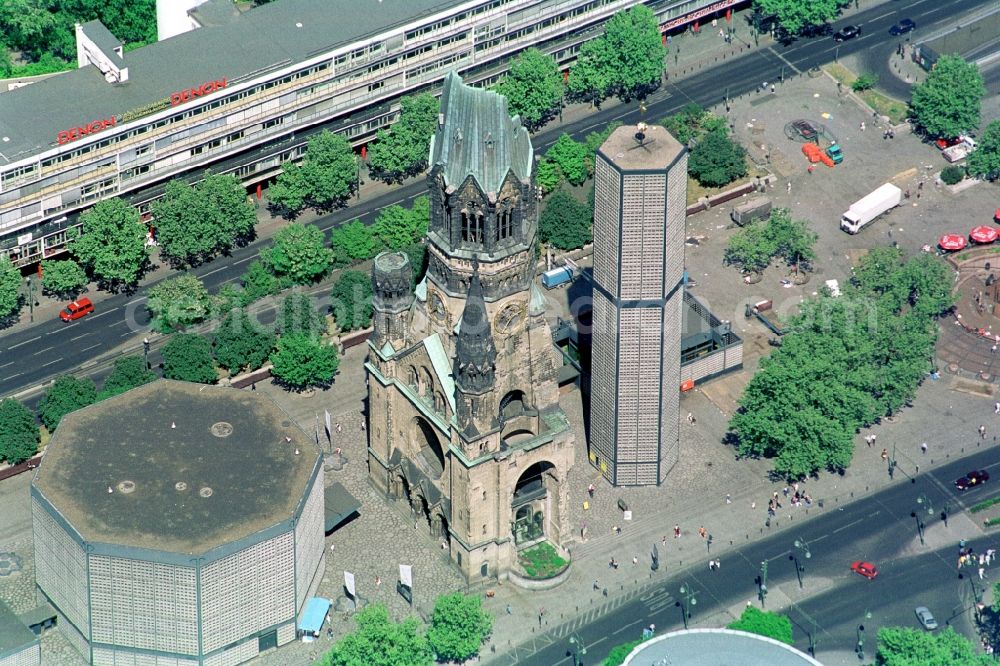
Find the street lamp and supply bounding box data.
[941,503,951,527]
[856,610,872,660]
[568,635,587,666]
[757,561,769,608]
[888,444,897,479]
[143,337,150,370]
[676,583,698,630]
[912,495,933,545]
[789,538,812,589]
[24,277,34,322]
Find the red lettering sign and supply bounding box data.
[662,0,738,31]
[170,78,227,107]
[56,117,117,145]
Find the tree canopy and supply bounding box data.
[875,626,992,666]
[909,55,985,139]
[37,375,97,431]
[98,356,156,400]
[321,604,432,666]
[213,309,276,373]
[269,131,359,215]
[493,48,564,131]
[71,197,150,290]
[370,196,430,252]
[161,333,217,384]
[270,333,339,390]
[727,606,793,645]
[41,259,88,299]
[725,208,815,275]
[539,189,592,251]
[0,257,22,319]
[330,220,377,267]
[687,129,748,187]
[240,259,280,305]
[368,93,440,183]
[330,271,374,332]
[545,134,591,186]
[426,593,494,663]
[567,6,665,104]
[752,0,842,37]
[730,249,953,478]
[151,172,256,267]
[279,292,327,337]
[967,120,1000,181]
[264,223,333,285]
[146,275,212,332]
[0,398,39,465]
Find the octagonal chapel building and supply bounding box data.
[366,72,575,581]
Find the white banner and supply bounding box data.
[399,564,413,588]
[344,571,356,597]
[325,410,332,440]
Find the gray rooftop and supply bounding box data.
[0,0,462,165]
[33,380,320,556]
[624,629,824,666]
[79,20,124,67]
[598,123,685,173]
[429,71,533,197]
[0,599,36,656]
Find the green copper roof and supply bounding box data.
[429,71,533,198]
[529,282,547,315]
[422,333,456,414]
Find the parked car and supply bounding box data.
[792,120,819,141]
[889,19,916,36]
[915,606,938,630]
[850,561,878,579]
[954,469,990,490]
[834,25,862,41]
[59,297,94,322]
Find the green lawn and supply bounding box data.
[517,541,569,578]
[823,63,907,124]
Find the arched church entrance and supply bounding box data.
[511,461,558,545]
[411,416,445,479]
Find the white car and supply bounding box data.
[915,606,938,630]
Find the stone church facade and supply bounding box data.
[365,72,575,581]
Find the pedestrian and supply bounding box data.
[720,28,725,38]
[865,435,872,447]
[506,604,512,615]
[633,555,639,566]
[250,382,257,391]
[360,420,366,432]
[786,181,792,194]
[662,535,667,546]
[993,344,997,354]
[918,181,924,191]
[686,412,695,423]
[588,483,595,497]
[883,129,889,140]
[770,84,775,94]
[980,566,986,580]
[709,559,716,571]
[715,559,721,570]
[751,501,756,510]
[881,448,889,462]
[871,434,877,445]
[980,554,986,566]
[698,526,707,539]
[375,575,381,587]
[995,402,1000,414]
[921,442,928,454]
[860,121,865,132]
[614,525,622,536]
[807,164,814,175]
[674,524,681,538]
[889,129,895,139]
[336,422,342,434]
[725,493,732,504]
[980,425,987,439]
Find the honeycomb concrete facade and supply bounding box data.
[30,381,325,665]
[591,123,687,486]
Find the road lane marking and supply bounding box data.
[121,330,136,338]
[0,361,14,369]
[41,358,64,368]
[2,373,22,382]
[233,254,256,265]
[54,323,77,333]
[832,516,871,534]
[33,346,55,356]
[89,307,120,320]
[80,344,100,353]
[8,336,41,350]
[70,333,91,341]
[871,11,894,20]
[612,619,642,635]
[201,265,228,278]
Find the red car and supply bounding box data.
[851,561,878,579]
[59,297,94,322]
[955,470,990,491]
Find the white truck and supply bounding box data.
[840,183,903,234]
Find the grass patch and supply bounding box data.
[984,517,1000,528]
[602,639,644,666]
[686,163,769,206]
[821,64,908,124]
[517,541,569,579]
[972,497,1000,513]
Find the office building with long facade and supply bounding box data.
[30,381,324,665]
[0,0,744,267]
[590,123,686,486]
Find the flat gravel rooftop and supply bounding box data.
[33,380,319,555]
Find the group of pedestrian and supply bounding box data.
[957,544,996,579]
[864,433,878,447]
[882,128,896,140]
[708,558,722,571]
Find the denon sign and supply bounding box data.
[170,78,228,106]
[57,118,117,145]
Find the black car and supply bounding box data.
[889,19,916,36]
[955,469,990,490]
[834,25,862,42]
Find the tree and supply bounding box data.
[659,104,709,145]
[426,593,494,663]
[0,398,39,465]
[584,121,622,156]
[367,93,440,183]
[539,189,592,250]
[753,0,842,37]
[370,196,430,252]
[264,223,333,285]
[161,333,217,384]
[37,375,97,431]
[0,257,22,319]
[875,626,992,666]
[240,259,279,305]
[279,292,327,337]
[41,259,88,298]
[535,159,561,194]
[688,129,747,187]
[70,197,150,290]
[545,134,591,186]
[567,6,665,103]
[725,220,775,274]
[967,120,1000,181]
[493,48,564,131]
[213,309,276,373]
[146,275,212,332]
[269,333,339,390]
[267,162,310,217]
[151,172,256,267]
[321,604,432,666]
[300,130,360,209]
[330,271,374,332]
[727,606,793,645]
[329,220,376,266]
[851,73,878,92]
[909,55,985,139]
[98,356,156,400]
[768,208,817,270]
